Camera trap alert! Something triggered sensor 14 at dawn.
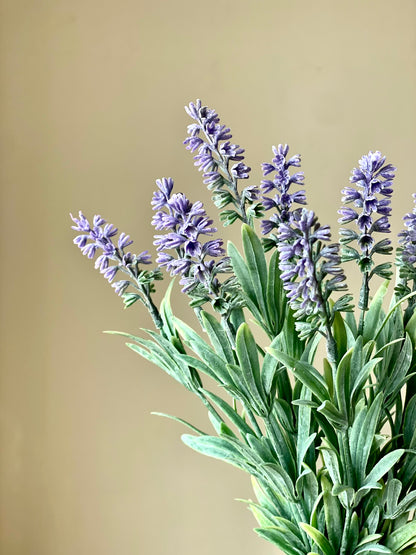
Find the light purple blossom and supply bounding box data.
[71,211,152,292]
[260,144,306,249]
[151,177,228,295]
[399,193,416,265]
[338,151,396,259]
[184,99,260,226]
[278,209,346,319]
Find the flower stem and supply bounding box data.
[358,271,369,336]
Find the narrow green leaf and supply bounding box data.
[181,434,248,472]
[200,388,254,438]
[352,393,383,484]
[317,400,348,430]
[364,449,404,485]
[236,323,267,413]
[173,317,230,384]
[151,412,207,435]
[300,523,336,555]
[255,527,305,555]
[350,358,382,407]
[266,250,286,334]
[363,280,390,343]
[241,223,268,316]
[201,311,234,364]
[335,348,352,418]
[386,521,416,552]
[268,349,329,403]
[228,241,263,322]
[322,474,342,553]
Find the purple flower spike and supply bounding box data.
[277,208,347,332]
[151,178,229,298]
[71,211,157,296]
[260,144,307,250]
[184,99,261,226]
[339,151,396,274]
[399,194,416,265]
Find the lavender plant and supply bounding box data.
[71,101,416,555]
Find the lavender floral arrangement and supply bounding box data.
[71,100,416,555]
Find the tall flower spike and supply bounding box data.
[260,144,306,251]
[278,208,351,341]
[71,212,163,319]
[338,150,396,277]
[151,178,240,314]
[398,194,416,265]
[184,99,262,227]
[396,194,416,309]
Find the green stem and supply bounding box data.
[143,291,164,331]
[340,505,352,555]
[221,316,236,349]
[358,271,369,336]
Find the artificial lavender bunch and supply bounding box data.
[278,208,351,348]
[261,144,306,251]
[152,177,240,315]
[338,151,396,332]
[184,99,262,227]
[71,211,163,326]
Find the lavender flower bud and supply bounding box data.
[151,178,234,309]
[70,212,158,296]
[260,144,307,251]
[277,208,347,333]
[338,151,396,274]
[184,99,259,226]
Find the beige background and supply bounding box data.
[1,1,415,554]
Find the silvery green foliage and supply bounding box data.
[72,102,416,555]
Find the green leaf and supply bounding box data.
[241,223,268,316]
[385,478,402,517]
[268,349,329,403]
[319,439,342,492]
[385,334,413,398]
[200,311,234,364]
[386,521,416,552]
[151,412,207,435]
[296,385,313,473]
[364,449,404,485]
[300,523,336,555]
[181,434,249,472]
[333,310,348,359]
[363,280,390,343]
[364,506,380,535]
[266,250,286,335]
[404,395,416,447]
[261,335,282,397]
[255,527,306,555]
[236,323,267,414]
[353,544,392,555]
[126,339,190,387]
[335,348,353,419]
[317,400,348,430]
[159,279,177,338]
[200,388,254,438]
[228,241,263,323]
[322,474,342,553]
[173,317,230,384]
[350,393,383,484]
[350,357,382,407]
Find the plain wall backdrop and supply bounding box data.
[1,1,415,554]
